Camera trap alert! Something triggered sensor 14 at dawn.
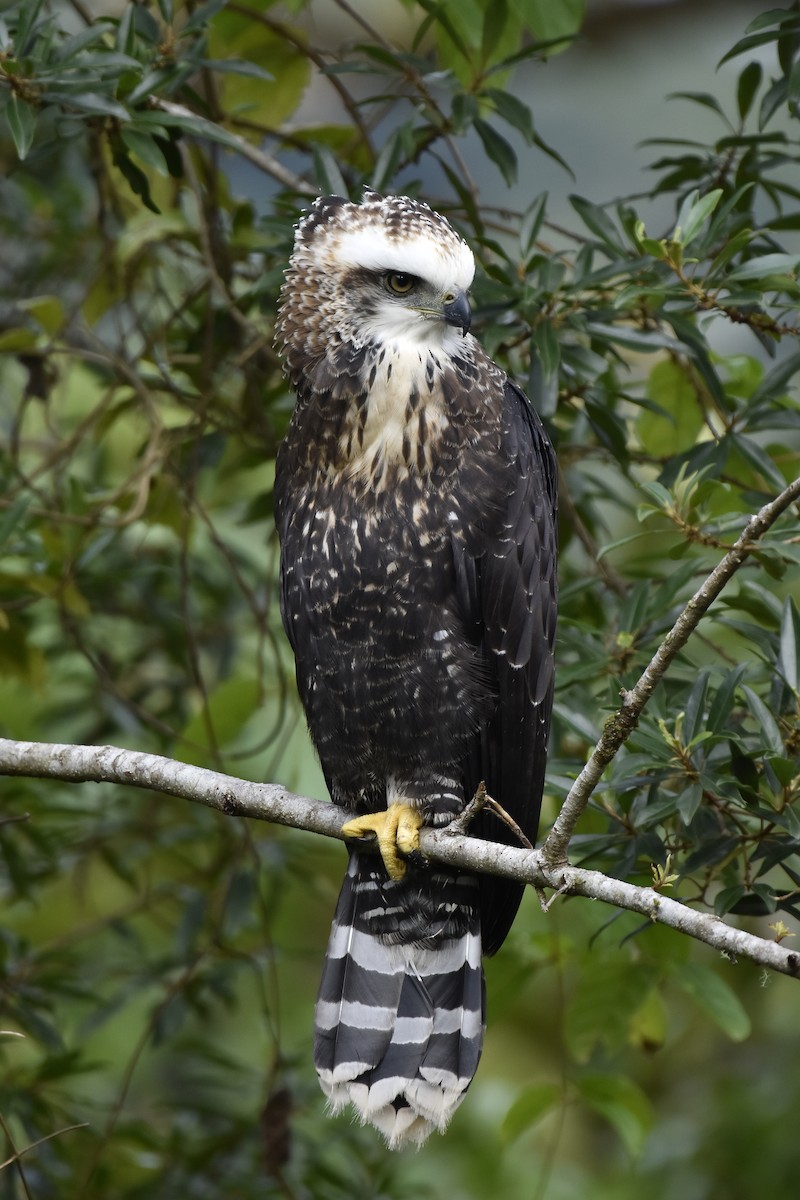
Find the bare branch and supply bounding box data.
[226,2,375,157]
[542,472,800,866]
[1,737,798,980]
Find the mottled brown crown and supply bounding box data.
[275,191,475,388]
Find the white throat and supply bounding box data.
[340,339,467,488]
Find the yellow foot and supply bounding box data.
[340,804,424,881]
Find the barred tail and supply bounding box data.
[314,853,486,1149]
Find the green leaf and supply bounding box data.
[17,294,64,335]
[502,1082,561,1142]
[150,108,257,158]
[511,0,586,44]
[126,65,190,106]
[718,25,796,66]
[473,117,518,185]
[0,327,39,351]
[677,782,703,824]
[637,359,704,457]
[714,884,746,917]
[488,29,578,74]
[731,434,787,491]
[43,90,131,121]
[116,1,135,54]
[750,347,800,407]
[675,188,723,245]
[0,496,32,551]
[726,252,800,281]
[779,597,800,693]
[707,226,755,277]
[745,9,800,35]
[113,146,159,213]
[741,685,785,755]
[577,1073,653,1156]
[669,90,729,121]
[587,321,682,353]
[684,668,711,743]
[418,0,475,63]
[532,126,574,175]
[706,664,749,732]
[530,320,560,383]
[115,210,189,264]
[569,194,624,253]
[121,128,169,174]
[673,962,751,1041]
[628,987,667,1051]
[766,754,799,787]
[759,75,788,130]
[485,87,533,141]
[519,191,547,255]
[15,0,46,55]
[6,93,36,160]
[481,0,509,65]
[451,91,479,135]
[370,129,406,193]
[665,314,729,411]
[182,0,228,35]
[200,58,274,83]
[566,960,655,1061]
[52,49,142,76]
[312,144,348,197]
[737,60,763,120]
[638,235,668,258]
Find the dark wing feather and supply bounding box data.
[458,378,558,957]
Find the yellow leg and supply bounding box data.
[340,804,424,881]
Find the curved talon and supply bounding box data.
[341,803,424,880]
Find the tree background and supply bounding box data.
[1,1,800,1196]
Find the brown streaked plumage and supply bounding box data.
[274,191,557,1148]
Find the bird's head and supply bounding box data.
[276,191,476,379]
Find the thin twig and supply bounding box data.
[0,1114,88,1189]
[328,0,477,197]
[443,780,489,836]
[0,1112,32,1199]
[226,2,374,156]
[484,797,535,850]
[542,472,800,866]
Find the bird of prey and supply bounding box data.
[274,190,557,1148]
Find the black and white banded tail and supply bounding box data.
[314,853,486,1148]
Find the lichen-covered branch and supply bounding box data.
[1,737,798,980]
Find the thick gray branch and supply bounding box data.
[542,473,800,864]
[1,738,798,980]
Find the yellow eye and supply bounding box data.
[385,271,416,295]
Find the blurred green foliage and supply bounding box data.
[0,1,799,1196]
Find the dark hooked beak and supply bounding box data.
[442,289,471,336]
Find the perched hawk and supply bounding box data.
[274,191,557,1148]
